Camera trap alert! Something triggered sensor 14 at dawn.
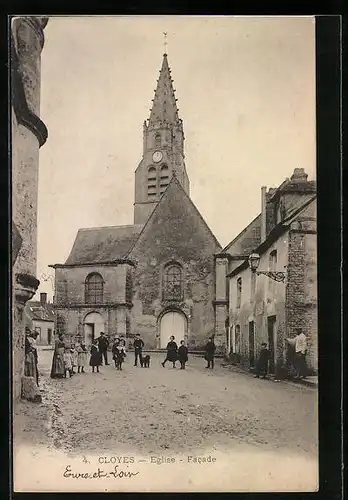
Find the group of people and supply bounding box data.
[161,335,216,370]
[50,332,129,377]
[49,327,308,380]
[254,328,308,380]
[50,334,89,378]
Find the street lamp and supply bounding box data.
[248,253,286,283]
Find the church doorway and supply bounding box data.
[159,311,186,348]
[83,312,105,346]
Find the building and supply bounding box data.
[219,168,317,377]
[11,16,49,400]
[26,293,55,346]
[50,53,224,351]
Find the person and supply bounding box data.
[63,347,74,378]
[76,342,87,373]
[70,343,78,374]
[294,328,307,379]
[204,337,216,369]
[50,333,66,378]
[133,333,144,367]
[161,336,178,368]
[24,328,39,385]
[90,339,102,373]
[177,340,188,369]
[112,336,120,368]
[114,338,127,371]
[97,332,109,365]
[255,342,270,379]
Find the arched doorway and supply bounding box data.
[159,311,186,348]
[83,312,105,346]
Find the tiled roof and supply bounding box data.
[27,301,55,322]
[65,224,144,265]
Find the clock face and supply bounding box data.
[152,151,163,163]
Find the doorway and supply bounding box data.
[267,315,277,374]
[249,321,255,367]
[83,312,104,346]
[160,311,186,348]
[47,328,52,345]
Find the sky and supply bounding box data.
[35,15,316,299]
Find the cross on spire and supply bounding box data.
[163,31,167,54]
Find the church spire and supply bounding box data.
[148,53,180,126]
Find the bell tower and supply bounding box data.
[134,52,190,225]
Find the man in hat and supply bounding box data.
[294,328,307,379]
[255,342,270,379]
[97,332,110,365]
[133,333,144,367]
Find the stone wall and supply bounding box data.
[52,263,133,343]
[229,235,288,375]
[129,178,221,350]
[285,201,317,373]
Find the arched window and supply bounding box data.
[159,164,169,195]
[85,273,104,304]
[155,133,161,147]
[163,264,183,301]
[147,166,157,199]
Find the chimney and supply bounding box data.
[261,186,267,243]
[40,292,47,307]
[290,168,308,183]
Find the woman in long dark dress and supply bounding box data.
[50,334,66,378]
[89,339,101,373]
[204,337,216,369]
[161,336,178,368]
[24,328,39,384]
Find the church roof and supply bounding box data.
[148,54,181,126]
[128,173,222,256]
[64,224,143,265]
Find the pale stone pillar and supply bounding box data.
[11,16,48,402]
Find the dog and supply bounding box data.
[140,354,150,368]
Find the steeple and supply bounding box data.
[148,54,180,126]
[134,51,190,226]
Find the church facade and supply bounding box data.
[50,53,224,351]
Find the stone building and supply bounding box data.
[218,168,317,377]
[26,293,55,346]
[11,16,49,400]
[50,53,223,351]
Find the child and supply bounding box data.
[63,347,74,378]
[70,343,78,374]
[89,339,101,373]
[112,337,120,368]
[178,340,188,369]
[76,342,87,373]
[114,338,127,371]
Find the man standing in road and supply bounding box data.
[255,342,270,379]
[133,333,144,367]
[97,332,109,365]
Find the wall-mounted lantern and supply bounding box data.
[248,253,286,283]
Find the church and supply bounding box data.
[50,53,226,352]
